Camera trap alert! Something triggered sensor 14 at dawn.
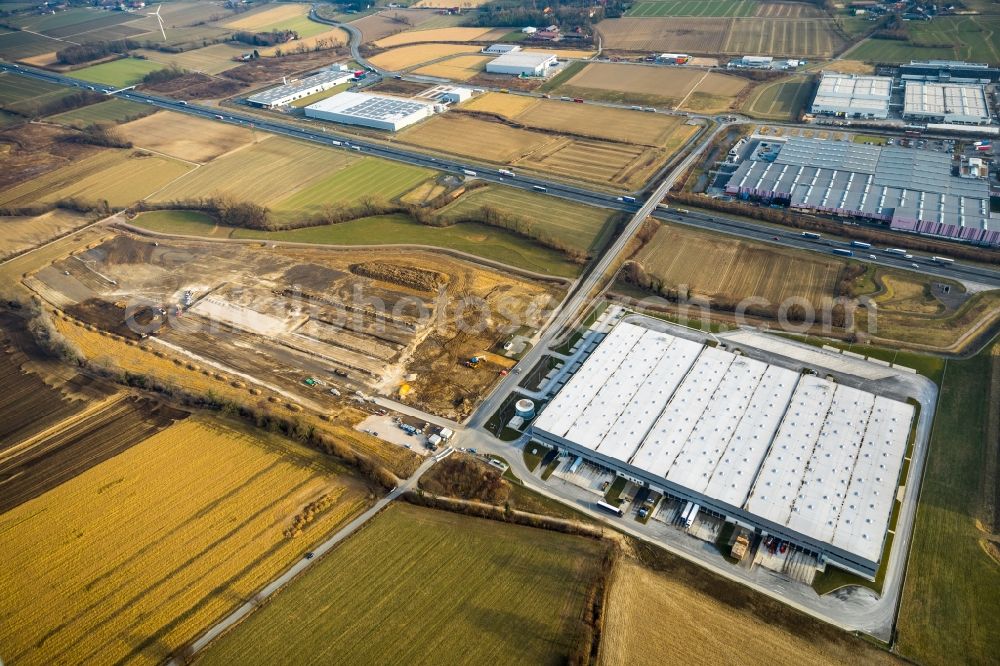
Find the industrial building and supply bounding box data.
[810,72,893,119]
[530,321,914,578]
[725,137,1000,246]
[485,51,558,77]
[903,81,991,124]
[304,91,436,131]
[246,69,354,109]
[482,43,520,55]
[899,59,1000,83]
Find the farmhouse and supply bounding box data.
[810,72,892,119]
[486,51,558,77]
[304,91,437,131]
[903,81,991,124]
[246,69,354,109]
[725,137,1000,246]
[530,320,914,579]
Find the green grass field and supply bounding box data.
[289,81,353,107]
[896,345,1000,666]
[129,210,581,277]
[255,13,330,38]
[45,98,152,128]
[846,16,1000,64]
[438,185,616,255]
[627,0,758,17]
[743,75,813,121]
[0,29,63,59]
[275,158,435,211]
[0,72,78,114]
[70,58,167,87]
[199,503,607,665]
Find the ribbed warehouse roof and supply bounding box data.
[726,137,994,231]
[533,322,913,564]
[903,81,990,122]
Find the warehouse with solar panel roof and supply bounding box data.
[529,319,917,579]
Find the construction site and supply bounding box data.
[23,229,562,421]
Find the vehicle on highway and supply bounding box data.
[869,254,877,259]
[622,195,637,203]
[911,262,920,268]
[304,552,314,559]
[801,231,821,240]
[462,169,477,177]
[178,100,187,105]
[932,256,956,264]
[832,248,853,257]
[532,185,547,192]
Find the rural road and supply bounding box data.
[172,452,445,662]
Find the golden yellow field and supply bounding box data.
[634,223,843,305]
[413,54,492,80]
[0,415,371,666]
[374,26,507,48]
[415,0,492,6]
[525,47,596,59]
[0,150,193,208]
[148,136,357,207]
[368,43,480,70]
[600,560,899,665]
[515,100,691,146]
[225,3,309,30]
[524,138,652,187]
[0,209,92,260]
[460,91,539,117]
[398,113,558,163]
[117,110,255,163]
[400,179,447,204]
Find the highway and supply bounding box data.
[5,62,1000,287]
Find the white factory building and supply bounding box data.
[482,43,520,55]
[903,81,991,124]
[811,72,893,119]
[304,91,436,131]
[486,50,558,77]
[530,321,914,578]
[246,69,354,109]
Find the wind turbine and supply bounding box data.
[147,4,166,40]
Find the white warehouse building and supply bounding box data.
[811,72,893,119]
[246,69,354,109]
[529,321,914,579]
[304,91,436,131]
[486,51,558,77]
[903,81,991,124]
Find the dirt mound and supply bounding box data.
[350,262,448,292]
[64,298,162,340]
[283,264,346,292]
[101,236,154,264]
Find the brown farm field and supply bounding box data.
[600,558,900,665]
[0,149,193,208]
[554,62,748,111]
[399,109,697,188]
[397,113,558,164]
[373,26,509,48]
[117,110,255,163]
[632,222,844,306]
[413,54,492,80]
[367,43,480,70]
[0,415,372,666]
[133,43,250,75]
[0,209,94,260]
[597,17,846,57]
[461,90,539,117]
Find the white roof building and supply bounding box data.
[246,69,354,109]
[486,51,558,77]
[530,321,914,578]
[903,81,991,124]
[482,43,520,55]
[811,72,893,119]
[304,91,436,131]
